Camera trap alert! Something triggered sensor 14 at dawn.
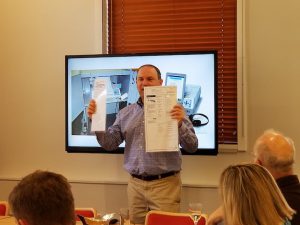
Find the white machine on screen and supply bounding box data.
[165,72,201,115]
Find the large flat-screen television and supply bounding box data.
[65,51,218,155]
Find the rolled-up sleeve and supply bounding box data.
[95,114,124,151]
[178,117,198,153]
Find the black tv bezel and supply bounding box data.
[65,51,218,155]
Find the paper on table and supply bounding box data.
[144,86,179,152]
[91,78,107,132]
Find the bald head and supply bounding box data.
[253,129,295,178]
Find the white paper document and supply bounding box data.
[91,78,107,132]
[144,86,179,152]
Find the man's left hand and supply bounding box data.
[170,103,186,127]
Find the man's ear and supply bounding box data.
[18,219,29,225]
[255,158,263,166]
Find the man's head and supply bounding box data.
[253,129,295,179]
[136,64,163,101]
[9,170,75,225]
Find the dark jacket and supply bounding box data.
[277,175,300,225]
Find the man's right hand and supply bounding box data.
[87,99,96,118]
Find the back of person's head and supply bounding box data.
[220,163,294,225]
[9,170,75,225]
[253,129,295,177]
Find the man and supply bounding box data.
[207,129,300,225]
[9,170,75,225]
[88,64,198,224]
[253,129,300,225]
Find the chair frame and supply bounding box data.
[75,207,97,221]
[0,201,9,216]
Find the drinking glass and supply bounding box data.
[119,207,129,224]
[189,202,203,225]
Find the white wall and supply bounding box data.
[1,0,300,215]
[246,0,300,146]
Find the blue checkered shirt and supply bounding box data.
[95,99,198,175]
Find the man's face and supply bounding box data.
[136,66,163,101]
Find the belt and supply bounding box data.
[131,171,178,181]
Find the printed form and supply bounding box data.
[91,78,107,132]
[144,86,179,152]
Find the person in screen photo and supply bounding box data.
[88,64,198,225]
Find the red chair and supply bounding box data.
[145,210,207,225]
[75,208,97,221]
[0,201,9,216]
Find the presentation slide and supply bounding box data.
[66,52,217,155]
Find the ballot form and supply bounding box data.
[144,86,179,152]
[91,78,107,132]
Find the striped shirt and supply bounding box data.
[95,99,198,175]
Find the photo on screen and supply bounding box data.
[66,51,218,155]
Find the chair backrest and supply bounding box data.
[0,201,9,216]
[145,210,206,225]
[75,208,97,221]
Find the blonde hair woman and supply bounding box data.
[220,163,295,225]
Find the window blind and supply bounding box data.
[107,0,237,144]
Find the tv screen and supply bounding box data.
[65,51,218,155]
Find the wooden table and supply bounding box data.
[0,217,16,225]
[0,216,130,225]
[0,216,83,225]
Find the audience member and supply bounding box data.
[9,170,75,225]
[220,163,294,225]
[253,129,300,225]
[208,129,300,225]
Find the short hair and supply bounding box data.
[9,170,75,225]
[220,163,295,225]
[137,64,161,79]
[253,129,295,173]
